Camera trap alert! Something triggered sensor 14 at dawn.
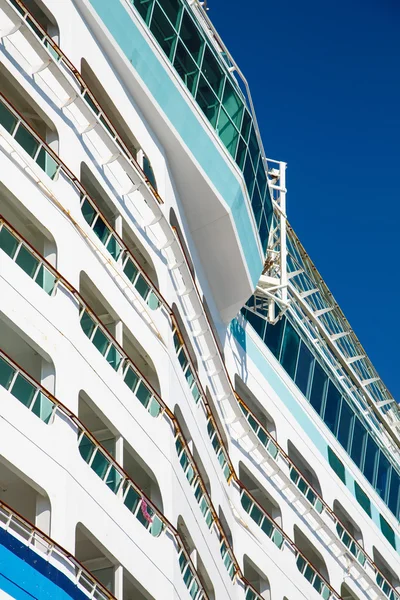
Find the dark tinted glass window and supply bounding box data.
[295,341,314,397]
[388,469,400,518]
[309,362,328,416]
[337,400,354,451]
[380,514,396,549]
[364,435,378,486]
[264,318,285,360]
[376,453,390,501]
[328,447,346,484]
[280,320,300,379]
[350,417,366,468]
[354,481,371,516]
[323,382,341,435]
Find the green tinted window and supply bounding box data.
[150,3,177,60]
[14,124,39,157]
[0,227,19,258]
[179,11,203,63]
[328,447,346,484]
[379,514,396,549]
[354,481,371,516]
[0,102,17,133]
[201,47,224,97]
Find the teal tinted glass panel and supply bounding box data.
[80,312,96,338]
[92,328,109,355]
[235,137,247,170]
[241,109,251,142]
[92,216,109,245]
[106,465,122,493]
[264,318,285,359]
[0,227,19,258]
[35,265,56,295]
[15,246,39,277]
[248,125,259,168]
[123,258,139,283]
[150,3,177,60]
[36,147,58,179]
[14,124,39,157]
[280,319,300,379]
[173,40,199,95]
[243,153,255,197]
[136,381,152,407]
[243,307,266,339]
[295,341,314,397]
[106,345,123,371]
[376,453,390,500]
[337,400,354,451]
[179,11,203,63]
[323,382,341,434]
[79,434,96,463]
[31,392,54,424]
[202,47,224,97]
[222,80,243,128]
[354,481,371,516]
[0,357,15,389]
[379,514,396,549]
[91,450,109,479]
[124,366,139,392]
[196,76,219,127]
[218,108,239,157]
[328,447,346,484]
[131,0,154,24]
[106,235,122,260]
[364,435,378,485]
[124,485,140,512]
[135,274,150,300]
[11,374,36,407]
[81,199,96,226]
[350,416,366,468]
[388,470,400,517]
[0,102,17,133]
[309,362,328,415]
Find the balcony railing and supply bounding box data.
[0,499,115,600]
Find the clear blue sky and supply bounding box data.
[210,0,400,400]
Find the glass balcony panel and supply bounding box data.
[222,79,243,128]
[186,465,195,484]
[0,357,15,390]
[196,75,219,127]
[243,152,255,198]
[81,311,96,338]
[0,102,18,134]
[250,504,263,526]
[241,491,252,513]
[201,47,224,98]
[150,3,177,60]
[81,199,97,226]
[147,291,160,310]
[173,40,199,95]
[122,485,139,514]
[177,348,188,371]
[148,397,161,417]
[272,529,284,548]
[35,264,56,295]
[304,564,314,583]
[92,216,110,245]
[241,109,251,142]
[36,147,58,179]
[179,550,187,573]
[218,108,239,158]
[183,566,193,587]
[106,235,122,261]
[313,575,323,593]
[79,434,96,463]
[135,274,150,300]
[136,501,153,528]
[185,367,194,388]
[179,11,203,64]
[91,450,110,480]
[11,374,36,407]
[267,440,278,459]
[123,258,139,284]
[105,345,123,371]
[179,449,189,470]
[189,579,199,599]
[136,381,152,407]
[31,392,54,423]
[150,515,164,537]
[15,245,39,278]
[191,383,200,403]
[14,124,39,157]
[105,465,123,493]
[92,329,110,356]
[124,366,139,392]
[0,227,19,258]
[261,517,273,538]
